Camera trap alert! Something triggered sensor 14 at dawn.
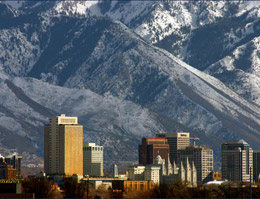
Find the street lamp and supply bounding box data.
[86,175,89,199]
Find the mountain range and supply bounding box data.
[1,1,260,168]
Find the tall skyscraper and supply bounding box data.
[5,153,22,178]
[83,143,103,177]
[139,138,170,165]
[178,145,213,183]
[253,150,260,182]
[44,114,83,176]
[222,140,253,182]
[157,132,190,164]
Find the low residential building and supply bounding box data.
[124,180,154,192]
[127,166,145,181]
[128,165,161,184]
[81,177,122,190]
[0,180,34,198]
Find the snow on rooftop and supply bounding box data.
[205,180,225,185]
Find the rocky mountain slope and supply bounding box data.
[205,36,260,104]
[0,77,181,164]
[17,0,260,109]
[1,1,260,164]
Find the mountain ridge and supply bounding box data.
[1,1,260,165]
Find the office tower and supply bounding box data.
[178,145,213,183]
[5,153,22,178]
[222,140,253,182]
[253,151,260,182]
[44,114,83,176]
[83,143,103,177]
[139,137,170,165]
[0,160,16,179]
[157,132,190,164]
[113,164,119,178]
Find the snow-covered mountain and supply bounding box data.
[24,0,260,108]
[16,0,260,60]
[205,36,260,105]
[8,1,260,104]
[2,1,260,164]
[0,76,181,164]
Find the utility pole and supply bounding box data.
[250,167,252,199]
[86,175,89,199]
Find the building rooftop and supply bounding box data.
[224,139,248,144]
[223,139,250,146]
[157,132,190,137]
[84,143,103,147]
[144,137,167,140]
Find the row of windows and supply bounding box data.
[61,119,76,123]
[84,147,103,151]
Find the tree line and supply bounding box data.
[21,178,260,198]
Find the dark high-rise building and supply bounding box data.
[222,140,253,182]
[253,150,260,182]
[5,153,22,178]
[139,137,170,165]
[178,145,213,183]
[157,132,190,164]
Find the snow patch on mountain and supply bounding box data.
[11,77,165,138]
[206,36,260,104]
[0,27,41,77]
[50,1,255,44]
[55,1,101,16]
[4,1,23,10]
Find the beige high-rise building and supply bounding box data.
[222,140,253,182]
[157,132,190,164]
[83,143,103,177]
[178,146,213,183]
[44,114,83,176]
